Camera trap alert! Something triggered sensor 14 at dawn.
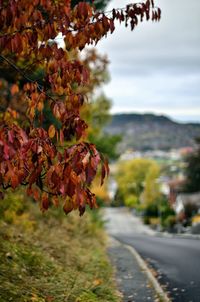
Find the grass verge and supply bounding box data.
[0,190,120,302]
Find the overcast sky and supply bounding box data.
[96,0,200,122]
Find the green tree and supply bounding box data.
[142,163,161,207]
[71,0,110,10]
[115,158,160,208]
[83,94,121,160]
[183,138,200,193]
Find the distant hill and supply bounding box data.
[105,113,200,152]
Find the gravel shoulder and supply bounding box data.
[107,237,162,302]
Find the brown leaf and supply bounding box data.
[101,164,106,186]
[79,205,85,216]
[157,8,161,20]
[63,199,73,215]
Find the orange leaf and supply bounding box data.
[37,101,44,111]
[93,279,102,286]
[60,129,64,144]
[11,174,19,189]
[11,84,19,95]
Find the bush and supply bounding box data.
[162,215,176,230]
[124,195,138,208]
[0,189,36,231]
[0,192,120,302]
[143,216,150,225]
[143,202,159,218]
[112,189,125,207]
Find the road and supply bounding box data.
[103,208,200,302]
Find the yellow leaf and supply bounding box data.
[48,125,56,138]
[29,107,35,119]
[37,101,44,111]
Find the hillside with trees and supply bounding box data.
[105,113,200,151]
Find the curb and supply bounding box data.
[155,232,200,240]
[109,236,171,302]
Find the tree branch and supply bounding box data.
[0,54,43,89]
[0,54,56,103]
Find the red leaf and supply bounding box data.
[28,171,38,186]
[33,188,40,201]
[8,131,14,143]
[51,170,60,186]
[77,2,88,20]
[60,184,65,195]
[110,19,115,34]
[27,187,33,196]
[86,165,96,185]
[3,144,10,160]
[41,192,49,211]
[52,196,59,207]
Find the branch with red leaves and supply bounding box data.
[0,0,160,215]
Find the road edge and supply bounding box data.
[109,236,171,302]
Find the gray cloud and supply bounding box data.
[96,0,200,122]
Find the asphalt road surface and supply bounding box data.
[103,208,200,302]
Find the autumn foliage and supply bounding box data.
[0,0,161,215]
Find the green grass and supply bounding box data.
[0,190,120,302]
